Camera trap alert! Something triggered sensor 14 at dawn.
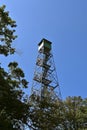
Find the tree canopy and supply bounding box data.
[0,5,29,130]
[29,95,87,130]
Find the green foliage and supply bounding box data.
[29,95,87,130]
[0,5,17,56]
[29,93,63,130]
[0,65,29,130]
[0,5,29,130]
[63,96,87,130]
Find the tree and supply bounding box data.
[63,96,87,130]
[0,5,30,130]
[0,5,17,56]
[29,91,63,130]
[79,98,87,129]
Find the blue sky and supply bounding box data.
[0,0,87,99]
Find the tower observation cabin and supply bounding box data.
[38,39,52,53]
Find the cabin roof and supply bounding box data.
[38,38,52,46]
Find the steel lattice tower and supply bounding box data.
[31,38,61,100]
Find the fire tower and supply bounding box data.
[31,38,61,100]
